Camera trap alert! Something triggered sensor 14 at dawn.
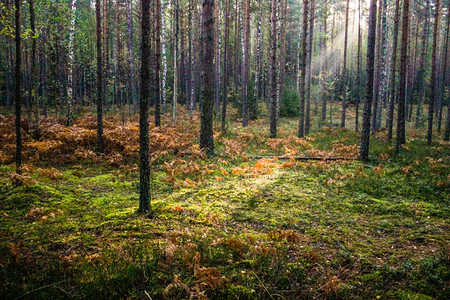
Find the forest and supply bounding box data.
[0,0,449,298]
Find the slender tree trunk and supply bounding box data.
[173,0,179,124]
[438,5,449,134]
[199,0,214,155]
[298,0,309,138]
[305,0,314,134]
[30,0,39,136]
[113,0,120,106]
[371,0,383,131]
[139,0,151,214]
[376,0,388,129]
[278,0,288,119]
[359,0,377,161]
[387,0,400,140]
[66,0,77,126]
[234,0,241,106]
[341,0,350,128]
[427,0,440,145]
[96,0,105,153]
[221,0,230,131]
[415,0,430,128]
[321,0,328,122]
[386,0,400,141]
[355,0,362,132]
[269,0,278,138]
[214,0,220,115]
[161,0,168,114]
[255,2,263,102]
[443,4,450,141]
[155,0,162,126]
[103,0,109,105]
[242,0,250,127]
[126,0,137,111]
[14,0,22,172]
[395,0,410,154]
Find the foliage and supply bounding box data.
[0,107,449,299]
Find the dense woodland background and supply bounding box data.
[0,0,449,299]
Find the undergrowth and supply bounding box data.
[0,105,449,299]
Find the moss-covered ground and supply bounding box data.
[0,106,449,299]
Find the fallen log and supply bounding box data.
[247,155,357,161]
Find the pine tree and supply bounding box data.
[359,0,378,161]
[199,0,215,155]
[139,0,152,214]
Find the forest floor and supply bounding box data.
[0,104,449,299]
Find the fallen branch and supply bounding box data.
[14,280,66,300]
[248,155,356,161]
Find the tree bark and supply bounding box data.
[161,0,168,114]
[359,0,377,161]
[269,0,278,138]
[199,0,214,155]
[305,0,314,134]
[139,0,151,214]
[387,0,401,140]
[395,0,410,154]
[242,0,250,127]
[415,0,430,129]
[30,0,40,136]
[126,0,137,111]
[173,0,179,124]
[298,0,309,138]
[355,0,362,132]
[321,0,328,123]
[153,0,162,126]
[96,0,105,153]
[221,0,230,131]
[15,0,22,172]
[214,0,220,116]
[340,0,349,128]
[427,0,440,145]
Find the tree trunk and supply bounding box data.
[387,0,401,140]
[442,3,450,140]
[96,0,105,153]
[340,0,349,128]
[427,0,440,145]
[14,0,22,172]
[161,0,168,114]
[155,0,162,126]
[298,0,308,138]
[269,0,278,138]
[126,0,137,111]
[221,0,230,131]
[139,0,151,214]
[278,0,288,119]
[395,0,410,154]
[305,0,314,134]
[66,0,77,126]
[359,0,377,161]
[355,0,362,132]
[199,0,214,155]
[30,0,40,136]
[321,0,328,123]
[438,4,449,133]
[214,0,220,116]
[415,0,430,129]
[242,0,250,127]
[371,0,386,132]
[173,0,179,124]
